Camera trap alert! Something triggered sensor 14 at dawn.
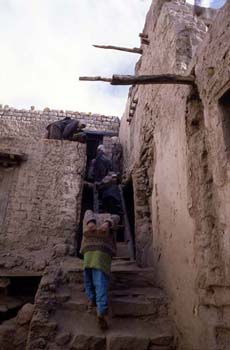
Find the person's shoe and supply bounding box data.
[87,300,96,313]
[97,314,109,330]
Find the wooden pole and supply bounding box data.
[93,44,142,54]
[111,74,195,85]
[79,74,195,86]
[79,76,112,82]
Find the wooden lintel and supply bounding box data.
[93,44,142,54]
[79,74,195,86]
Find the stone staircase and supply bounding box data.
[27,259,176,350]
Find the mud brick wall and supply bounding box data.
[119,0,230,349]
[0,136,86,273]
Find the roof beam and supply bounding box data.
[93,44,142,54]
[79,74,195,86]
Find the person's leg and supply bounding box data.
[84,268,96,308]
[92,269,110,329]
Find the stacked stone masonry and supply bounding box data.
[0,106,120,139]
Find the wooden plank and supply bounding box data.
[93,44,142,54]
[79,74,195,86]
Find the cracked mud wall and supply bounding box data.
[0,137,86,273]
[120,0,229,349]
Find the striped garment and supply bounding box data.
[80,210,119,257]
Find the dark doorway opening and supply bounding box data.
[219,88,230,159]
[85,133,103,181]
[0,275,41,324]
[76,133,103,258]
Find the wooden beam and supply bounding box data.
[79,74,195,86]
[93,44,142,54]
[79,76,112,82]
[111,74,195,85]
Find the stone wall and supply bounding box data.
[0,106,120,139]
[119,0,229,349]
[0,106,119,274]
[0,136,86,273]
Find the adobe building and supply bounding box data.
[119,0,230,349]
[0,0,229,349]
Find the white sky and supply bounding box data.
[0,0,152,117]
[0,0,225,117]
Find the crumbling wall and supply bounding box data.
[0,106,119,273]
[0,136,86,273]
[120,0,229,349]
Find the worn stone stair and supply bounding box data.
[27,258,176,350]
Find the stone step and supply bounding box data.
[110,297,167,318]
[61,286,168,319]
[51,309,174,350]
[61,259,156,289]
[116,242,130,259]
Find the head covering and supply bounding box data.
[111,136,119,145]
[97,144,106,153]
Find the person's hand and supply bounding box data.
[99,221,112,234]
[99,222,110,233]
[87,222,96,232]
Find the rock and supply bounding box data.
[17,303,34,325]
[53,244,68,257]
[107,336,149,350]
[68,244,75,256]
[33,260,47,271]
[29,337,47,349]
[70,334,106,350]
[14,256,24,267]
[0,277,10,288]
[56,332,71,345]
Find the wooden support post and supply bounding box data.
[79,74,195,86]
[93,44,142,54]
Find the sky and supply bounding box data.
[0,0,226,117]
[0,0,152,117]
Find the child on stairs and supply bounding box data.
[81,209,119,330]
